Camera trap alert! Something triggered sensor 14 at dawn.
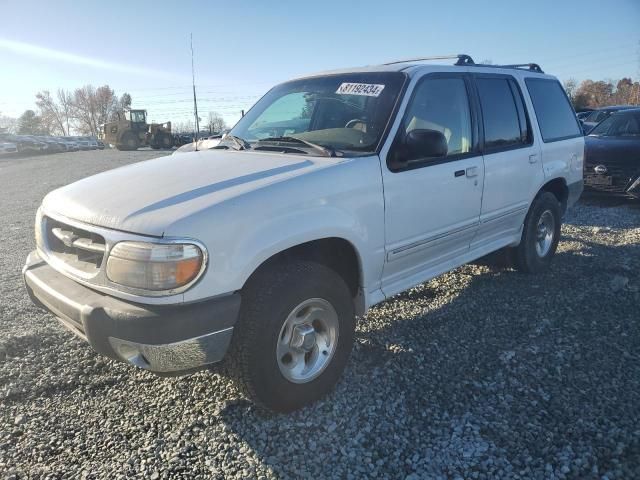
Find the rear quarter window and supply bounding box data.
[525,78,582,142]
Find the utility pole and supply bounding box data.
[636,40,640,105]
[191,33,200,144]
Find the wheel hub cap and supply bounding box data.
[535,210,555,257]
[276,298,339,384]
[290,324,316,351]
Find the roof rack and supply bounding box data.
[382,54,544,73]
[383,54,475,66]
[495,63,544,73]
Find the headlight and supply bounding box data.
[106,241,205,292]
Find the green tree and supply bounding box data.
[120,93,132,110]
[17,110,47,135]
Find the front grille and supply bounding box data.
[584,162,636,194]
[45,217,106,274]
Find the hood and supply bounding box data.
[585,136,640,167]
[173,138,222,154]
[43,150,342,236]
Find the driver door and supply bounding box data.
[380,74,484,297]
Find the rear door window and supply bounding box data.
[476,77,524,150]
[525,78,582,142]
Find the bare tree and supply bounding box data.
[109,92,132,121]
[30,85,134,136]
[563,79,577,103]
[35,90,67,135]
[173,120,195,134]
[72,85,121,135]
[0,112,18,134]
[72,85,98,135]
[207,111,227,134]
[94,85,118,128]
[57,89,73,135]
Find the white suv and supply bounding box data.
[23,55,584,412]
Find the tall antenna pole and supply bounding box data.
[190,33,200,145]
[636,40,640,105]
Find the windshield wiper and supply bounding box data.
[257,136,336,157]
[221,134,251,151]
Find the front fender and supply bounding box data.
[172,156,386,306]
[230,204,371,291]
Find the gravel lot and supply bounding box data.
[1,150,639,479]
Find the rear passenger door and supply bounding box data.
[471,74,544,250]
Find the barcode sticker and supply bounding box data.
[335,83,385,97]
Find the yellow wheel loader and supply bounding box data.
[99,110,173,151]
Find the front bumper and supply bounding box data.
[23,250,241,374]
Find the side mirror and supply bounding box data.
[400,129,448,163]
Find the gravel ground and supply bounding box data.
[1,150,639,479]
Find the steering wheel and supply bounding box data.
[345,118,366,129]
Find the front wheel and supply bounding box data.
[227,261,356,412]
[117,132,138,151]
[512,191,562,273]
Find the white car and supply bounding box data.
[0,141,18,155]
[57,137,79,151]
[87,136,99,149]
[73,137,91,150]
[24,55,584,412]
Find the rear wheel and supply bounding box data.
[160,133,173,149]
[150,133,172,149]
[227,261,356,413]
[512,191,562,273]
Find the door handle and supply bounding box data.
[466,166,479,178]
[529,154,538,164]
[454,170,465,177]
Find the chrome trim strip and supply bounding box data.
[51,226,106,254]
[72,237,106,254]
[389,221,479,258]
[51,226,77,245]
[480,205,528,225]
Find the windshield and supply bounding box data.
[590,112,640,136]
[585,110,609,123]
[228,72,406,154]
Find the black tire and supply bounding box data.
[150,133,172,149]
[117,132,138,151]
[226,261,356,413]
[160,133,173,149]
[512,191,562,273]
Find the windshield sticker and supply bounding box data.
[335,83,385,97]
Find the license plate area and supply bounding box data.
[586,175,612,186]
